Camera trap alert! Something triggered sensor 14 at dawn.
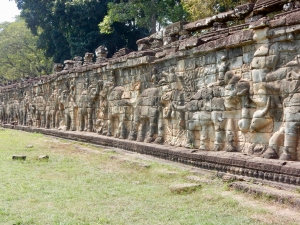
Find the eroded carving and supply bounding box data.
[2,3,300,163]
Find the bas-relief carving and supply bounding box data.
[2,2,300,162]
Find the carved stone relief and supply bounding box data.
[2,1,300,162]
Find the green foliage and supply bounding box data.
[0,19,52,81]
[182,0,251,21]
[99,0,188,34]
[15,0,148,62]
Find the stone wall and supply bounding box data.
[2,0,300,162]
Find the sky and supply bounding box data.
[0,0,20,23]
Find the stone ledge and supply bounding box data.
[3,124,300,187]
[229,181,300,209]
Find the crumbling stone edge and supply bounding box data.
[4,124,300,186]
[230,181,300,209]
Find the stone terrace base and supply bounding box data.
[3,124,300,186]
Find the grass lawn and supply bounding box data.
[0,129,299,225]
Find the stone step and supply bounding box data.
[229,181,300,209]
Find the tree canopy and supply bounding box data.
[182,0,250,21]
[99,0,188,34]
[14,0,151,63]
[0,19,52,81]
[12,0,249,66]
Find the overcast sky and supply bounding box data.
[0,0,20,23]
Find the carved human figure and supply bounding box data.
[223,71,251,151]
[250,85,272,132]
[128,87,160,143]
[106,86,130,138]
[83,52,94,65]
[32,91,46,128]
[263,55,300,160]
[151,67,161,86]
[172,86,214,150]
[46,87,59,129]
[6,93,20,124]
[280,82,300,160]
[78,80,100,132]
[217,56,230,85]
[95,45,108,63]
[26,89,35,126]
[19,92,30,126]
[59,90,78,131]
[13,98,20,124]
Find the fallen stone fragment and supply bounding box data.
[222,174,236,182]
[169,183,201,194]
[229,181,300,209]
[26,145,33,148]
[38,155,49,160]
[186,175,204,183]
[12,155,26,160]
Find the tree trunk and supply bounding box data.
[150,0,157,34]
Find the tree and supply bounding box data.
[99,0,188,34]
[15,0,148,62]
[0,19,52,81]
[182,0,250,21]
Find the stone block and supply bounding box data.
[265,55,278,70]
[252,27,269,43]
[163,37,177,45]
[229,47,243,58]
[286,11,300,26]
[177,59,196,72]
[12,155,26,160]
[205,74,217,85]
[164,21,188,37]
[242,44,255,53]
[183,18,213,31]
[254,44,269,57]
[204,53,216,65]
[38,155,49,160]
[230,56,243,69]
[286,24,300,34]
[249,18,269,29]
[267,27,286,38]
[269,18,286,28]
[243,52,254,64]
[251,57,266,69]
[179,36,204,50]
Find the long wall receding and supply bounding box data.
[2,1,300,171]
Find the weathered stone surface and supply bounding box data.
[286,10,300,26]
[222,174,236,182]
[164,21,188,37]
[230,181,300,209]
[38,155,49,160]
[3,0,300,187]
[179,36,204,50]
[253,0,285,15]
